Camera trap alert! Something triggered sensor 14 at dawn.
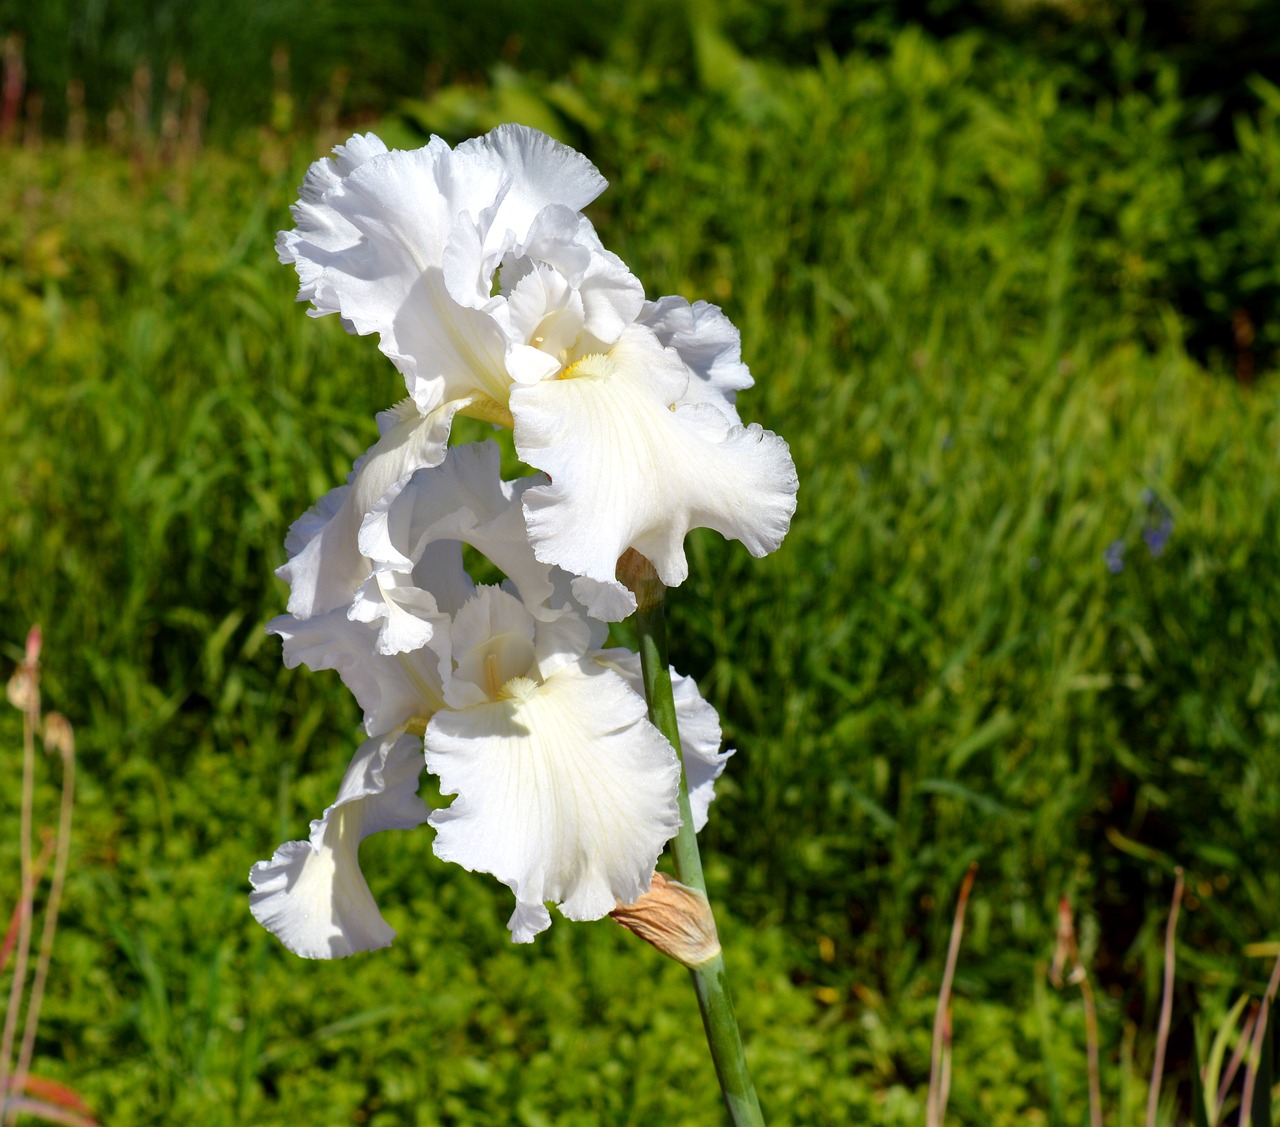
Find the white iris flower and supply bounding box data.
[277,125,797,620]
[251,444,732,956]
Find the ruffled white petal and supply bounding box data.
[506,900,554,943]
[513,325,799,610]
[596,649,733,832]
[569,574,637,623]
[359,441,557,621]
[279,399,456,619]
[349,570,445,656]
[248,731,429,958]
[426,660,681,941]
[279,139,512,410]
[296,133,390,204]
[268,611,447,736]
[641,295,754,415]
[457,124,608,273]
[575,237,646,347]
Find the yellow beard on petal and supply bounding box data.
[458,394,515,429]
[558,352,616,382]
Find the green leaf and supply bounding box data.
[1189,1022,1212,1127]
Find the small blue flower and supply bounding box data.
[1144,513,1173,558]
[1105,540,1126,574]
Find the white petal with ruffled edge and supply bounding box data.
[453,126,609,292]
[595,649,733,832]
[280,126,610,415]
[295,133,389,205]
[426,660,681,942]
[279,399,457,620]
[514,325,798,614]
[358,441,558,623]
[269,611,448,736]
[249,731,429,958]
[349,570,443,656]
[279,137,513,411]
[640,295,754,415]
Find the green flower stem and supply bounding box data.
[635,594,766,1127]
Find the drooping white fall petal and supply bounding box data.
[427,655,682,942]
[248,731,429,958]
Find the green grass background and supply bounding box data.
[2,4,1280,1124]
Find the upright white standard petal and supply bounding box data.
[427,657,681,942]
[596,649,733,832]
[295,133,390,205]
[279,136,513,412]
[279,125,612,418]
[514,325,799,613]
[249,732,429,959]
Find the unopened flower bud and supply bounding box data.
[42,712,75,760]
[6,666,37,713]
[611,872,721,967]
[25,624,42,665]
[616,549,664,612]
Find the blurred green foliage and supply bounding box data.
[1,15,1279,1127]
[6,0,1280,364]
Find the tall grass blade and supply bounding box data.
[1191,1023,1213,1127]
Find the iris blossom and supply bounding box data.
[251,444,732,955]
[278,125,797,620]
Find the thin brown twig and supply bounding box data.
[1080,966,1105,1127]
[1237,951,1280,1127]
[1146,868,1184,1127]
[927,862,978,1127]
[0,627,41,1118]
[939,1005,953,1118]
[1051,897,1104,1127]
[14,715,76,1100]
[0,831,56,974]
[0,1096,100,1127]
[1217,1004,1259,1122]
